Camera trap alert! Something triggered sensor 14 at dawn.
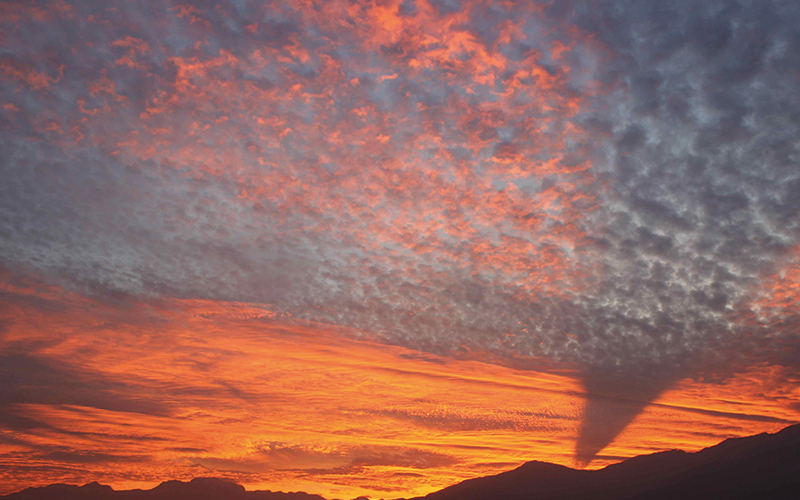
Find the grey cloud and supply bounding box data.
[192,443,456,475]
[39,450,148,465]
[366,406,576,433]
[545,0,800,459]
[0,354,167,417]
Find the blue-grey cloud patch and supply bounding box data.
[546,0,800,459]
[191,443,456,475]
[0,354,168,418]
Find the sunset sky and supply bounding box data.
[1,0,800,498]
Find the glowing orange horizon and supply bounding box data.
[0,275,796,498]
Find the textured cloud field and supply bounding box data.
[2,0,800,496]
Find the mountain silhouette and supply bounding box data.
[0,478,325,500]
[409,423,800,500]
[4,424,800,500]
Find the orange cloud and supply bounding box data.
[0,273,796,497]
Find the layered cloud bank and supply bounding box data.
[0,271,797,497]
[1,0,800,495]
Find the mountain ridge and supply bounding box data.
[408,423,800,500]
[0,478,326,500]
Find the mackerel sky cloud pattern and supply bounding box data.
[2,0,800,495]
[2,0,606,357]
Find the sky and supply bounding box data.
[1,0,799,497]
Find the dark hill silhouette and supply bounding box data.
[0,478,325,500]
[4,424,800,500]
[410,423,800,500]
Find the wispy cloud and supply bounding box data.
[0,272,798,496]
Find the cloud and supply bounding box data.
[193,443,456,475]
[0,272,797,496]
[1,0,800,474]
[363,406,575,433]
[0,354,167,418]
[542,0,800,458]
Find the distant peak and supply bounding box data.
[154,477,246,494]
[80,482,113,491]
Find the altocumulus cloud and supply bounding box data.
[1,0,800,465]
